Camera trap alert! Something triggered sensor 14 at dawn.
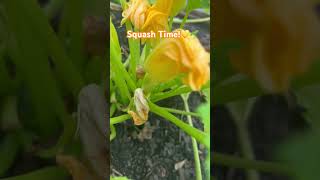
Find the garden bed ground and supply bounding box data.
[110,8,210,180]
[213,94,307,180]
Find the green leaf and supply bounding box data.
[197,103,210,133]
[149,102,208,147]
[111,176,130,180]
[110,19,122,61]
[197,103,210,180]
[0,167,69,180]
[4,0,65,137]
[279,131,320,180]
[0,134,19,177]
[186,0,209,12]
[110,19,131,103]
[84,0,105,16]
[186,0,201,12]
[296,85,320,128]
[66,0,85,71]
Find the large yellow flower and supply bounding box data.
[121,0,150,29]
[145,29,210,91]
[214,0,320,92]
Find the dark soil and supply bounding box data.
[213,94,308,180]
[110,8,210,180]
[111,95,206,180]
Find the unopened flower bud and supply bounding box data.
[136,65,146,79]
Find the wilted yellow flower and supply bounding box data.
[145,29,210,91]
[215,0,320,92]
[128,88,149,125]
[121,0,150,29]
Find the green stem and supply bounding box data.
[0,133,19,177]
[150,83,210,102]
[65,0,85,71]
[144,42,151,62]
[180,11,190,29]
[44,0,64,18]
[238,125,260,180]
[110,103,117,117]
[169,16,174,31]
[173,17,210,24]
[110,124,116,141]
[111,58,131,103]
[162,107,200,117]
[150,86,192,102]
[150,76,182,93]
[111,114,131,125]
[149,102,208,147]
[229,100,259,180]
[213,153,294,176]
[110,19,137,93]
[182,94,202,180]
[126,24,140,81]
[111,47,137,93]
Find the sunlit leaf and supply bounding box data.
[296,85,320,128]
[280,131,320,180]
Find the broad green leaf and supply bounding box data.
[279,131,320,180]
[296,85,320,128]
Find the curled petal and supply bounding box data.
[129,88,149,126]
[145,29,210,91]
[141,7,169,45]
[121,0,150,29]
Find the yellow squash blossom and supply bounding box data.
[121,0,150,29]
[214,0,320,92]
[140,0,186,45]
[141,5,169,45]
[145,29,210,91]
